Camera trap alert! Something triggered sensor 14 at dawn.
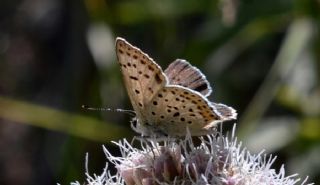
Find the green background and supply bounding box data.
[0,0,319,184]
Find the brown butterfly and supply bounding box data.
[116,37,236,137]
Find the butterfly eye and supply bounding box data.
[131,119,138,129]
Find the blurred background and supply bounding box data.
[0,0,319,184]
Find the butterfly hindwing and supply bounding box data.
[165,59,237,121]
[211,102,237,121]
[146,86,222,136]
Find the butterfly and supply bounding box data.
[116,37,237,137]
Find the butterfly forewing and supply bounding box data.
[164,59,212,97]
[116,38,167,120]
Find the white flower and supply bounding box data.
[71,125,313,185]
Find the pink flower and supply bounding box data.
[72,125,313,185]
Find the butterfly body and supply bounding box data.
[116,37,236,137]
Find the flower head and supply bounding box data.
[72,125,313,185]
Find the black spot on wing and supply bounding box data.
[155,73,162,84]
[173,112,180,117]
[130,76,138,80]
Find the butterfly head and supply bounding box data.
[130,118,156,136]
[130,117,149,136]
[130,117,169,137]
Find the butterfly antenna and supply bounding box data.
[82,105,136,117]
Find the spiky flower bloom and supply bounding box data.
[71,126,313,185]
